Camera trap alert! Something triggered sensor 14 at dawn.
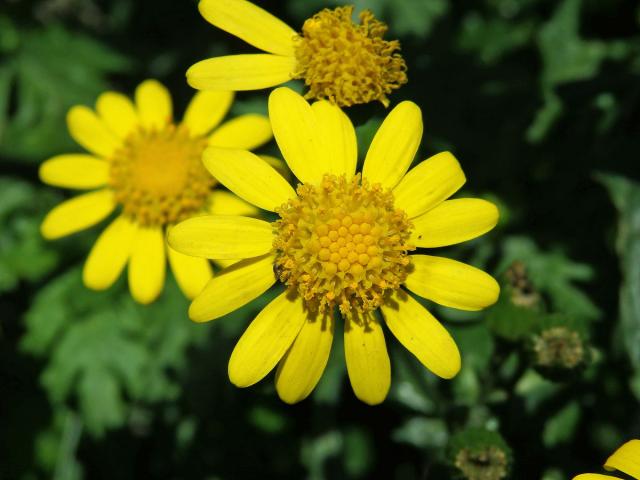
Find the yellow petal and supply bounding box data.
[41,189,116,240]
[183,90,235,137]
[214,258,240,269]
[311,100,357,179]
[83,216,136,290]
[275,314,334,404]
[189,253,276,322]
[167,215,273,260]
[198,0,296,56]
[66,106,120,158]
[260,154,291,181]
[393,151,466,218]
[269,87,324,185]
[228,292,306,387]
[128,225,165,304]
[187,54,296,91]
[167,244,213,300]
[208,114,272,150]
[135,79,172,129]
[573,476,622,480]
[605,440,640,479]
[203,147,295,211]
[208,190,259,217]
[362,101,423,189]
[39,154,109,190]
[344,312,391,405]
[405,255,500,311]
[411,198,499,248]
[380,291,461,379]
[96,91,138,138]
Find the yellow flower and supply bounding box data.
[40,79,272,304]
[573,440,640,480]
[168,87,500,405]
[188,0,407,107]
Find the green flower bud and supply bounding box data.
[448,428,512,480]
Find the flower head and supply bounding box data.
[448,429,512,480]
[188,0,407,107]
[573,439,640,480]
[40,80,272,304]
[168,87,500,404]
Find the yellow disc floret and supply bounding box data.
[293,6,408,107]
[274,174,414,315]
[109,124,213,226]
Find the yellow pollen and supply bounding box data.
[109,124,214,226]
[293,6,408,107]
[273,174,414,315]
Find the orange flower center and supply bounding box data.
[274,174,414,314]
[293,6,408,107]
[109,124,214,226]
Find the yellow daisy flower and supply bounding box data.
[573,440,640,480]
[188,0,407,107]
[168,87,500,405]
[40,79,272,304]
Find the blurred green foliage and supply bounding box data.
[0,17,129,160]
[0,177,61,291]
[1,0,640,479]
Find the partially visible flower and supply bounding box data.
[448,428,512,480]
[40,80,272,303]
[504,260,540,308]
[528,314,590,381]
[573,439,640,479]
[188,0,407,107]
[532,327,584,369]
[169,87,500,404]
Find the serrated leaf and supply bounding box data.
[22,267,208,436]
[0,177,60,292]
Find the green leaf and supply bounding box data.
[301,431,343,480]
[392,417,449,449]
[450,323,495,371]
[247,406,287,434]
[22,267,208,436]
[542,401,581,447]
[458,13,535,64]
[0,23,129,160]
[497,236,600,322]
[528,0,630,142]
[597,173,640,371]
[0,177,60,292]
[385,0,448,38]
[35,409,84,480]
[486,289,542,341]
[343,427,374,478]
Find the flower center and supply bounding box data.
[293,6,408,107]
[109,124,214,226]
[273,174,414,315]
[455,447,509,480]
[532,327,585,370]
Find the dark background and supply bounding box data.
[1,0,639,478]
